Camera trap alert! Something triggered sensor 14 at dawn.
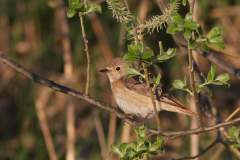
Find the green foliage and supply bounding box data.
[123,41,177,91]
[171,76,193,102]
[171,64,230,100]
[228,126,240,148]
[106,0,134,23]
[139,0,180,33]
[110,125,164,159]
[166,12,199,34]
[67,0,102,18]
[166,11,225,51]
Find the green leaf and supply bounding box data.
[167,26,183,34]
[196,86,201,93]
[183,29,191,41]
[166,48,177,55]
[120,143,129,155]
[124,66,139,75]
[203,86,212,96]
[186,94,190,102]
[139,126,147,137]
[124,74,135,80]
[185,13,193,22]
[87,4,102,14]
[141,51,153,60]
[184,21,199,30]
[150,142,161,151]
[182,0,187,6]
[170,12,183,26]
[111,144,123,157]
[210,64,217,80]
[128,45,138,54]
[198,25,204,38]
[170,0,177,5]
[139,76,143,83]
[206,27,223,40]
[207,71,212,82]
[211,43,225,49]
[137,42,143,53]
[188,40,197,49]
[123,53,137,62]
[156,74,162,85]
[210,81,224,85]
[210,36,224,43]
[157,136,163,144]
[146,154,150,160]
[74,3,84,9]
[67,9,76,18]
[183,76,187,85]
[172,80,184,89]
[201,42,209,52]
[216,73,230,83]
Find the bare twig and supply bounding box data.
[123,0,162,133]
[35,89,58,160]
[171,138,220,160]
[93,110,108,160]
[225,107,240,122]
[80,15,91,95]
[208,45,240,59]
[2,51,240,137]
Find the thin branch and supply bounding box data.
[225,107,240,122]
[123,0,162,133]
[208,45,240,59]
[171,138,220,160]
[80,15,91,95]
[2,51,240,137]
[188,0,204,130]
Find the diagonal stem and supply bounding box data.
[188,0,204,130]
[123,0,162,133]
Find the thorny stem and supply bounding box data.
[123,0,162,133]
[80,14,91,95]
[188,0,205,130]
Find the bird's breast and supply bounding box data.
[110,79,158,117]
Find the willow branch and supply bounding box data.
[171,138,220,160]
[123,0,162,133]
[80,14,91,95]
[2,51,240,137]
[188,0,204,130]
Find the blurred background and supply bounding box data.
[0,0,240,159]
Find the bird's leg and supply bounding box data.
[121,113,133,124]
[136,112,153,127]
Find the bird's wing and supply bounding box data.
[120,75,200,119]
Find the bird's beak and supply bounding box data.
[99,69,109,73]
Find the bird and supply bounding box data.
[100,57,205,123]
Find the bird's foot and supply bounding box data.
[136,112,153,127]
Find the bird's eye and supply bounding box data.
[116,67,121,71]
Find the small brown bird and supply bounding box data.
[100,57,202,121]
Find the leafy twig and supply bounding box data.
[123,0,162,133]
